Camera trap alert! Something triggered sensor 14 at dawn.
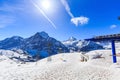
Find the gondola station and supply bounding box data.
[85,33,120,63]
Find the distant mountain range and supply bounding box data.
[0,31,104,60]
[62,37,104,52]
[0,31,68,59]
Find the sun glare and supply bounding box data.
[41,0,51,10]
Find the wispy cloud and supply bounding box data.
[0,2,25,28]
[110,24,117,29]
[0,15,15,28]
[61,0,89,26]
[0,4,23,13]
[61,0,74,18]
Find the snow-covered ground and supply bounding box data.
[1,50,120,80]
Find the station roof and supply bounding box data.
[85,33,120,41]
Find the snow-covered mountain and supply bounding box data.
[62,37,78,47]
[0,36,24,49]
[0,32,69,59]
[62,37,104,52]
[96,41,120,50]
[96,41,111,49]
[22,32,69,57]
[0,32,105,60]
[79,41,104,52]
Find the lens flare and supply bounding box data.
[42,0,51,10]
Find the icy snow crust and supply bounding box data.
[1,50,120,80]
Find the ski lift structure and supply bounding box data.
[85,33,120,63]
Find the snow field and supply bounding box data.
[0,50,120,80]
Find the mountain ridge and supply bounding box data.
[0,32,69,59]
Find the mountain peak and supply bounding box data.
[68,37,77,41]
[35,31,49,38]
[11,36,23,40]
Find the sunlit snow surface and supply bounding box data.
[1,50,120,80]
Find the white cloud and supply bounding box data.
[61,0,89,26]
[0,15,15,28]
[71,16,89,26]
[110,25,117,29]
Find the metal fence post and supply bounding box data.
[111,40,117,63]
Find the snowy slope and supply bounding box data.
[0,49,29,63]
[0,50,120,80]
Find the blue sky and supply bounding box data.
[0,0,120,41]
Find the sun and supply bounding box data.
[41,0,51,10]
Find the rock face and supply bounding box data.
[0,32,69,59]
[62,37,104,52]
